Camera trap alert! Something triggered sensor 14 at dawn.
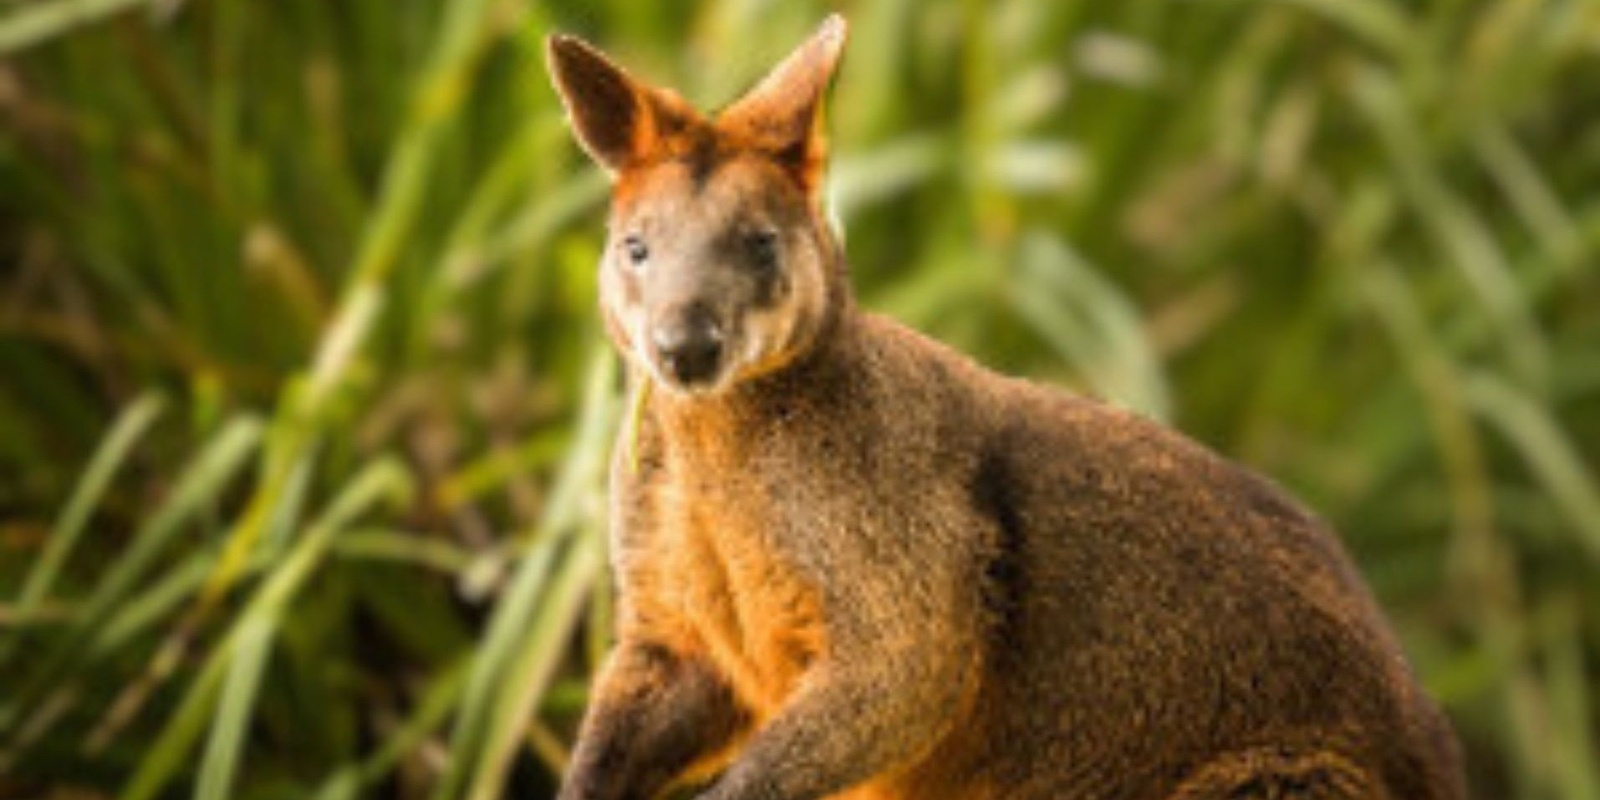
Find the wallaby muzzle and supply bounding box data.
[649,302,726,389]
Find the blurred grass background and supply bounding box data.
[0,0,1597,797]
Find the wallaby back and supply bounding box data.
[546,15,1465,800]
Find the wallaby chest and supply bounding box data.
[620,416,828,717]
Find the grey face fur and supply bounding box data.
[600,155,832,396]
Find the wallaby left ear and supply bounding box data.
[547,33,698,174]
[717,14,848,195]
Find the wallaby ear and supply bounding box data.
[717,14,848,194]
[546,34,681,174]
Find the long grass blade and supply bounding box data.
[1465,372,1600,565]
[193,615,274,800]
[1010,233,1171,420]
[433,348,619,800]
[466,530,606,800]
[122,457,412,800]
[3,392,164,664]
[0,0,157,55]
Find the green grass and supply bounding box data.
[1,1,1597,797]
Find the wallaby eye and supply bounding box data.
[746,229,780,272]
[622,235,649,269]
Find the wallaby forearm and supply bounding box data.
[560,643,747,800]
[698,655,973,800]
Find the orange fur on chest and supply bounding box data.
[639,473,827,719]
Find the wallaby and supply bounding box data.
[544,15,1465,800]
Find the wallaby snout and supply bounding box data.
[650,301,726,388]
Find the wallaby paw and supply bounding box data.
[1166,746,1382,799]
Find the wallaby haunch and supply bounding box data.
[545,15,1465,800]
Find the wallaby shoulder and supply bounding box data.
[760,311,1461,798]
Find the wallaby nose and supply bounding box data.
[651,307,724,387]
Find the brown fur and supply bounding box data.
[547,15,1465,800]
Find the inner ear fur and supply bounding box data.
[545,34,700,174]
[716,14,848,194]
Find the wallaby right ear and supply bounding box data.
[546,34,674,174]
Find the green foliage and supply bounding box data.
[1,0,1597,797]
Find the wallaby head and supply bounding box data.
[547,17,849,396]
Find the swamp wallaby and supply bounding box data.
[544,14,1465,800]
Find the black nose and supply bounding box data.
[651,309,724,386]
